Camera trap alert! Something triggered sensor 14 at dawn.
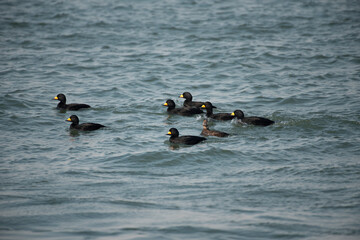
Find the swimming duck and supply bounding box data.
[54,93,90,110]
[163,99,203,116]
[201,102,234,121]
[179,92,205,108]
[66,115,105,131]
[201,119,229,137]
[167,128,206,145]
[231,110,274,126]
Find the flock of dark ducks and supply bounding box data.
[54,92,274,145]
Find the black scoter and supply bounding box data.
[231,110,274,126]
[54,93,90,110]
[201,102,234,121]
[163,99,203,116]
[66,115,105,131]
[201,119,229,137]
[167,128,206,145]
[179,92,205,108]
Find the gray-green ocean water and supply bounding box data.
[1,0,360,239]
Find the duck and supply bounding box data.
[231,110,274,126]
[201,119,229,137]
[163,99,203,116]
[167,128,206,145]
[54,93,90,110]
[201,102,234,121]
[179,92,205,108]
[66,115,105,131]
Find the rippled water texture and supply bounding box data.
[1,0,360,239]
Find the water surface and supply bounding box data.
[1,0,360,239]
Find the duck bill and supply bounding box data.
[163,103,168,106]
[231,112,235,116]
[179,94,184,98]
[66,118,72,122]
[166,131,172,135]
[54,96,58,100]
[201,104,205,108]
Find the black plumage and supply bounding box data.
[231,110,274,126]
[201,119,229,137]
[66,115,105,131]
[201,102,234,121]
[179,92,205,108]
[167,128,206,145]
[54,93,90,110]
[163,99,203,116]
